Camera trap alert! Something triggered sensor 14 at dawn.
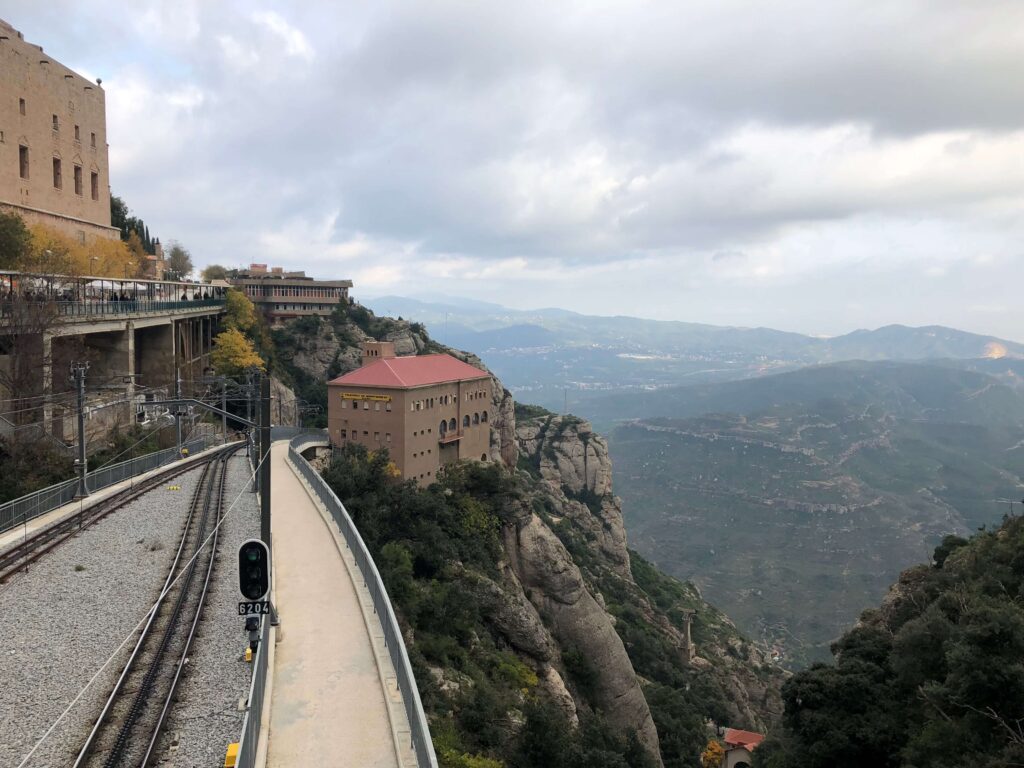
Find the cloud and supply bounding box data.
[6,1,1023,339]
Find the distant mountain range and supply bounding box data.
[609,359,1024,667]
[365,295,1024,669]
[365,295,1023,419]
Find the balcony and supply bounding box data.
[439,431,463,444]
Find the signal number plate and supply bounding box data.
[238,601,271,615]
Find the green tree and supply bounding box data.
[165,240,193,280]
[211,327,265,377]
[201,264,228,281]
[224,288,258,333]
[0,210,32,270]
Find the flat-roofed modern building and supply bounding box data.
[0,19,118,242]
[229,264,353,325]
[328,342,493,485]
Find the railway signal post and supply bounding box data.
[71,361,90,499]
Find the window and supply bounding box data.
[481,410,488,422]
[362,430,368,436]
[385,402,391,412]
[374,432,380,441]
[19,98,26,115]
[481,454,488,462]
[439,420,447,435]
[374,402,380,411]
[73,165,83,195]
[463,415,470,428]
[90,171,99,200]
[340,429,347,439]
[0,130,4,143]
[52,114,58,131]
[90,132,96,148]
[74,125,80,141]
[449,418,456,431]
[18,145,28,179]
[362,401,369,410]
[385,433,391,442]
[52,157,61,189]
[473,412,480,425]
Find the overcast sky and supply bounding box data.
[6,1,1023,338]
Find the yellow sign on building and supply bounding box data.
[341,393,392,402]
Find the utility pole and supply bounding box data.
[71,362,90,499]
[259,372,272,544]
[245,371,254,458]
[221,377,227,443]
[174,367,183,457]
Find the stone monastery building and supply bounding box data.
[328,342,493,485]
[0,18,118,242]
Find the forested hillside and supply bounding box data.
[610,361,1024,666]
[756,517,1024,767]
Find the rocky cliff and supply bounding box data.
[274,302,783,767]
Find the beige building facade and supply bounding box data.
[328,342,493,485]
[229,264,353,325]
[0,19,118,242]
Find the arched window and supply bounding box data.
[473,413,480,425]
[463,415,470,428]
[439,420,447,435]
[481,410,488,423]
[449,418,457,431]
[481,454,487,461]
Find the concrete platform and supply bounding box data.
[265,441,407,768]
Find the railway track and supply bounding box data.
[73,447,236,768]
[0,444,236,584]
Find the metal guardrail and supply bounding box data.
[0,298,225,319]
[236,616,269,768]
[287,432,439,768]
[0,435,221,533]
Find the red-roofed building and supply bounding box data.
[722,728,764,768]
[327,341,493,485]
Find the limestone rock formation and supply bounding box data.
[517,414,631,578]
[505,513,663,761]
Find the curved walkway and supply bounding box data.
[266,441,404,768]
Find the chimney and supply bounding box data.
[360,341,396,366]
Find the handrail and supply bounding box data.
[286,432,439,768]
[235,616,269,768]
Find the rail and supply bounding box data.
[286,431,439,768]
[0,434,222,533]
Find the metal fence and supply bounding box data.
[287,433,439,768]
[0,298,225,319]
[0,434,221,533]
[236,616,270,768]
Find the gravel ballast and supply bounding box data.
[0,463,207,768]
[153,452,260,767]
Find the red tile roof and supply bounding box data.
[328,354,490,389]
[723,729,764,751]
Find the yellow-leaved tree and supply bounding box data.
[29,223,135,277]
[211,327,265,377]
[700,739,724,768]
